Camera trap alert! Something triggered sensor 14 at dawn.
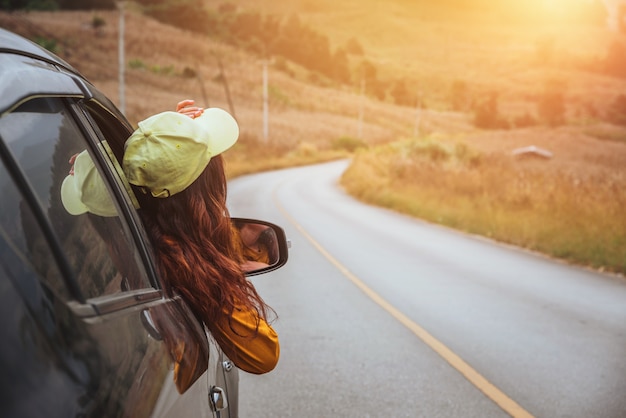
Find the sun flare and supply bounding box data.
[507,0,598,23]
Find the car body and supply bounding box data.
[0,28,287,418]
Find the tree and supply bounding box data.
[391,79,414,106]
[331,48,351,84]
[57,0,114,8]
[606,95,626,126]
[135,0,209,34]
[605,40,626,78]
[537,79,566,126]
[344,37,364,55]
[359,59,377,82]
[1,0,58,9]
[450,79,468,111]
[474,92,509,129]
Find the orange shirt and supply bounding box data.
[214,305,280,374]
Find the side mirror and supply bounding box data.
[231,218,289,276]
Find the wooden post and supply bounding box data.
[117,1,125,114]
[215,54,236,120]
[263,59,269,142]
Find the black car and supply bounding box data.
[0,28,288,418]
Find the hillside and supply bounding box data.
[206,0,620,109]
[2,6,624,175]
[1,5,625,272]
[1,9,434,147]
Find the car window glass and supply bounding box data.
[84,92,132,159]
[82,99,161,283]
[0,97,151,301]
[82,99,136,208]
[0,159,68,300]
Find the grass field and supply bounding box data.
[341,136,626,273]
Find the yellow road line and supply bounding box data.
[276,197,534,418]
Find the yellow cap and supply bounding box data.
[60,142,139,217]
[61,149,115,216]
[123,108,239,198]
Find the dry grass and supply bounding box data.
[342,136,626,274]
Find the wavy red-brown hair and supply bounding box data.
[134,155,272,349]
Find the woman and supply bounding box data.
[61,101,279,374]
[124,100,279,374]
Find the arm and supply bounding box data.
[213,304,280,374]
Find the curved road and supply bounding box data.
[228,160,626,418]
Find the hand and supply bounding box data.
[68,153,79,175]
[176,99,204,119]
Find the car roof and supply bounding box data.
[0,28,87,114]
[0,27,77,72]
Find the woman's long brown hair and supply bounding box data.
[135,155,272,350]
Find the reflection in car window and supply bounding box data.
[0,159,68,300]
[0,97,151,300]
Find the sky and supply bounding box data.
[602,0,626,30]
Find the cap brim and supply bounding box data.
[194,108,239,156]
[61,174,89,215]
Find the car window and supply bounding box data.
[0,97,152,301]
[80,97,162,284]
[0,157,68,300]
[83,90,133,160]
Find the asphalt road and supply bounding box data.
[227,160,626,418]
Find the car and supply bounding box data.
[0,27,288,418]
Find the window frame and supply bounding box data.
[69,98,163,290]
[65,98,169,315]
[0,93,165,316]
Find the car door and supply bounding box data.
[0,94,219,418]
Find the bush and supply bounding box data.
[34,36,58,53]
[344,37,364,55]
[58,0,114,9]
[606,95,626,126]
[1,0,58,10]
[150,64,175,76]
[128,59,175,76]
[181,67,196,79]
[537,79,566,126]
[450,79,468,111]
[405,138,452,162]
[605,40,626,78]
[91,15,106,30]
[273,57,295,77]
[473,92,510,129]
[390,79,415,107]
[332,136,367,152]
[128,59,146,70]
[513,112,538,128]
[136,0,209,34]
